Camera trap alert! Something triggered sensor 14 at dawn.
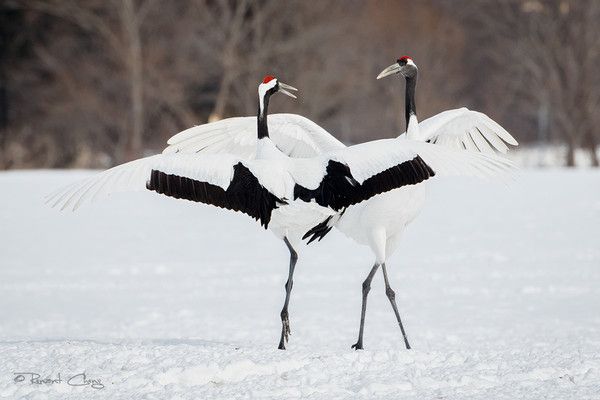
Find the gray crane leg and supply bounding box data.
[351,263,380,350]
[278,237,298,350]
[381,263,411,349]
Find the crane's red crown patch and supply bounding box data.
[262,75,276,84]
[398,56,412,62]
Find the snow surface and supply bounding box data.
[1,169,599,399]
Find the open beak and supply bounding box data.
[278,82,298,99]
[376,63,401,80]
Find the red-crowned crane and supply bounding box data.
[49,71,515,350]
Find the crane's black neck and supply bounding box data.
[257,93,271,139]
[404,74,417,128]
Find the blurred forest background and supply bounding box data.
[1,0,599,169]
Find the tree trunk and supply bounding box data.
[121,0,144,162]
[591,148,599,167]
[0,74,6,169]
[208,0,249,123]
[208,69,233,122]
[565,140,576,167]
[0,16,7,168]
[586,132,599,167]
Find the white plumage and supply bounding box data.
[164,113,346,158]
[47,154,236,211]
[47,138,511,212]
[170,108,516,159]
[415,107,518,153]
[160,111,516,254]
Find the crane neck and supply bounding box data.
[256,88,285,160]
[257,92,271,139]
[404,74,419,139]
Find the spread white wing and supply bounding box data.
[163,113,346,158]
[46,154,252,209]
[328,138,515,184]
[291,138,515,213]
[417,107,518,154]
[46,155,164,211]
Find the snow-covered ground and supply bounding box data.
[1,169,599,399]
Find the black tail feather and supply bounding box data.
[303,215,334,244]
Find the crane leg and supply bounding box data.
[381,263,411,349]
[278,237,298,350]
[351,263,380,350]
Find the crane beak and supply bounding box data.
[376,63,401,80]
[278,82,298,99]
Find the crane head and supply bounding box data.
[258,75,298,100]
[377,56,418,80]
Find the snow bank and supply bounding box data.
[1,169,599,399]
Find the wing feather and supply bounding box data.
[419,108,518,154]
[47,153,288,228]
[163,113,345,158]
[47,157,156,211]
[147,162,286,228]
[292,138,514,211]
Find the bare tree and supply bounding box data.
[462,0,600,166]
[6,0,158,162]
[119,0,145,160]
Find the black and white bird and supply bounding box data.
[48,74,511,349]
[162,58,518,350]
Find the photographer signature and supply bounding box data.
[13,372,105,390]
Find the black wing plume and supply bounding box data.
[146,162,286,228]
[295,156,435,213]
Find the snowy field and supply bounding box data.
[1,169,599,399]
